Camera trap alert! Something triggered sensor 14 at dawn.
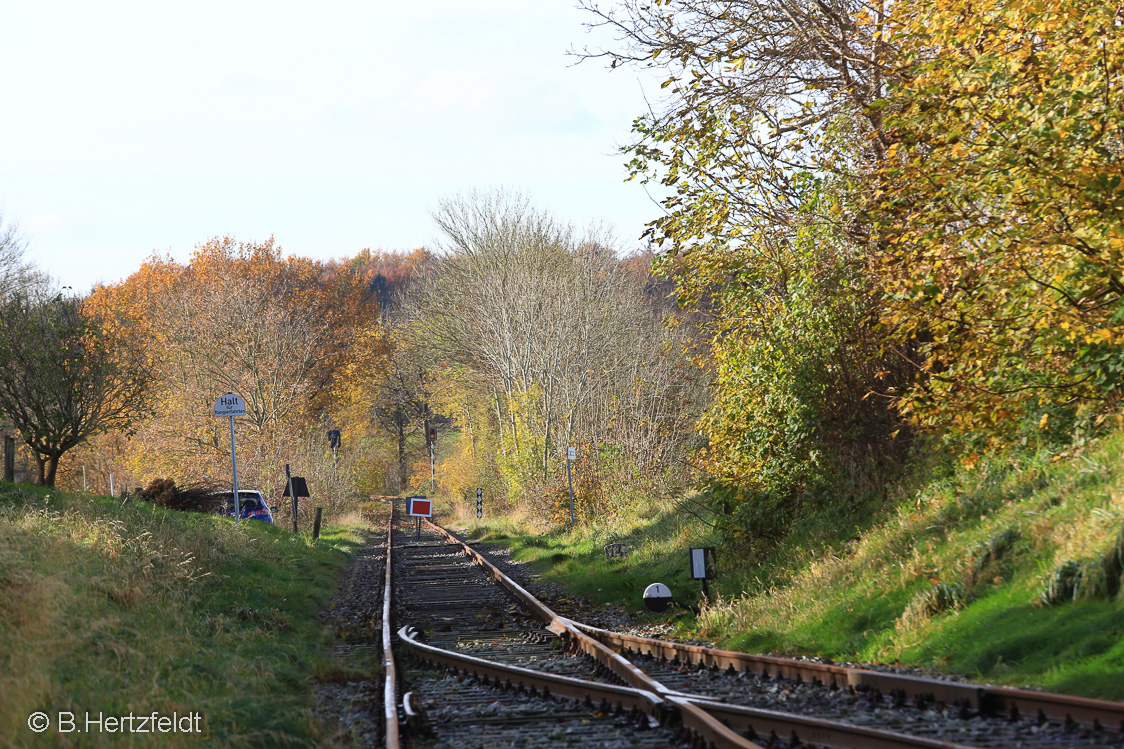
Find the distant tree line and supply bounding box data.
[25,196,703,524]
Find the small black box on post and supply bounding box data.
[282,477,310,498]
[689,547,717,598]
[281,473,310,534]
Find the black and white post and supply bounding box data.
[566,446,576,527]
[214,393,248,525]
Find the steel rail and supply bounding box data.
[673,697,969,749]
[575,622,1124,731]
[399,624,970,749]
[397,624,669,717]
[421,520,759,749]
[382,513,400,749]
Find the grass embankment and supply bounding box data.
[452,435,1124,700]
[0,483,368,746]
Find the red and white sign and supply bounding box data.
[407,496,432,517]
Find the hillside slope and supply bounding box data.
[462,435,1124,699]
[0,483,364,746]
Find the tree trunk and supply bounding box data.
[493,386,506,456]
[396,416,407,492]
[45,454,60,488]
[466,407,476,463]
[542,410,551,481]
[36,452,60,487]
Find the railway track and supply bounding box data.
[328,501,1124,748]
[394,516,689,748]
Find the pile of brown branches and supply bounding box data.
[138,478,223,513]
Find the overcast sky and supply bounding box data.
[2,1,666,292]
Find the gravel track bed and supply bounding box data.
[397,523,686,747]
[396,537,623,685]
[315,533,388,746]
[630,653,1122,747]
[406,668,686,749]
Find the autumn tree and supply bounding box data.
[413,190,702,516]
[332,322,429,492]
[581,0,912,536]
[0,213,45,300]
[0,290,152,485]
[868,0,1124,446]
[327,248,432,314]
[578,0,896,246]
[85,236,378,500]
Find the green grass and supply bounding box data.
[460,492,723,626]
[902,582,1124,694]
[0,483,368,746]
[459,434,1124,700]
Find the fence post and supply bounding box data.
[285,463,297,534]
[312,507,323,540]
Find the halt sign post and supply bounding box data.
[214,393,247,525]
[408,496,431,540]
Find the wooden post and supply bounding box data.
[285,463,297,533]
[312,507,323,540]
[3,436,13,482]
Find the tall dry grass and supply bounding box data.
[0,482,360,746]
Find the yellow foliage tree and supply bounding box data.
[869,0,1124,443]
